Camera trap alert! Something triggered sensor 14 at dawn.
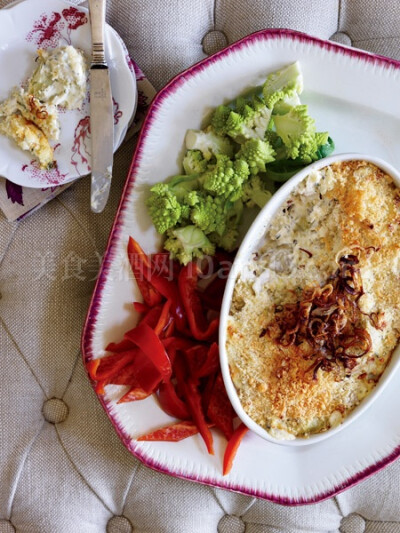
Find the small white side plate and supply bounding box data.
[0,0,136,187]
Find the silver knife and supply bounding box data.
[89,0,114,213]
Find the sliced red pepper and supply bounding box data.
[131,349,162,393]
[125,322,172,380]
[207,373,236,440]
[157,380,190,420]
[137,420,204,442]
[223,423,249,476]
[183,344,209,377]
[117,386,151,403]
[154,300,172,336]
[87,350,135,381]
[133,301,149,314]
[138,305,163,329]
[174,353,214,455]
[105,338,135,353]
[128,237,163,307]
[162,337,195,365]
[195,342,220,378]
[201,373,216,414]
[178,262,219,341]
[198,275,227,311]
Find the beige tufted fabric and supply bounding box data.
[1,0,400,531]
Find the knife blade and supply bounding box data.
[89,0,114,213]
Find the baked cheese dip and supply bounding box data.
[226,160,400,440]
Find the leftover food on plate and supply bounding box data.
[146,62,335,265]
[28,46,87,110]
[0,45,87,169]
[226,160,400,440]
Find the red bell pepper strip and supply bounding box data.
[105,338,135,353]
[130,349,162,393]
[125,322,172,380]
[162,337,195,365]
[117,386,151,403]
[207,373,235,441]
[223,423,249,476]
[154,300,172,336]
[178,262,219,341]
[133,301,149,314]
[139,305,163,329]
[87,350,135,382]
[127,238,163,307]
[129,237,188,333]
[195,342,220,378]
[174,353,214,455]
[183,344,209,377]
[137,420,211,442]
[157,381,190,420]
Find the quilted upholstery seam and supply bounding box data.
[8,419,46,520]
[54,424,115,515]
[0,221,18,268]
[121,461,141,515]
[0,317,48,399]
[54,196,100,255]
[61,349,83,400]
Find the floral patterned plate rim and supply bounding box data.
[82,29,400,505]
[0,0,136,188]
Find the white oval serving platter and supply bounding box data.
[82,29,400,505]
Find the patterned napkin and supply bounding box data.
[0,2,156,221]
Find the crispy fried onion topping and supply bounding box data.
[264,250,384,380]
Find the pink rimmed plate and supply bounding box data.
[0,0,136,187]
[82,29,400,505]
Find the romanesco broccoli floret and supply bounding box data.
[210,105,232,136]
[235,138,276,175]
[185,126,235,160]
[209,226,239,252]
[163,226,215,265]
[262,61,303,109]
[242,175,273,209]
[146,183,190,234]
[208,199,244,251]
[272,105,316,159]
[182,150,208,175]
[186,191,227,235]
[202,154,250,201]
[211,95,271,143]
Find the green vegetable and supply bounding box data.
[164,226,215,265]
[202,154,250,201]
[182,150,208,175]
[211,94,271,143]
[235,138,275,176]
[242,175,273,209]
[185,126,235,160]
[262,61,303,109]
[145,61,335,264]
[146,174,199,233]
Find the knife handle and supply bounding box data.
[88,0,107,66]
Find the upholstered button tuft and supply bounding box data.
[42,398,69,424]
[0,520,16,533]
[340,513,365,533]
[202,30,228,55]
[106,515,133,533]
[218,515,245,533]
[330,32,352,46]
